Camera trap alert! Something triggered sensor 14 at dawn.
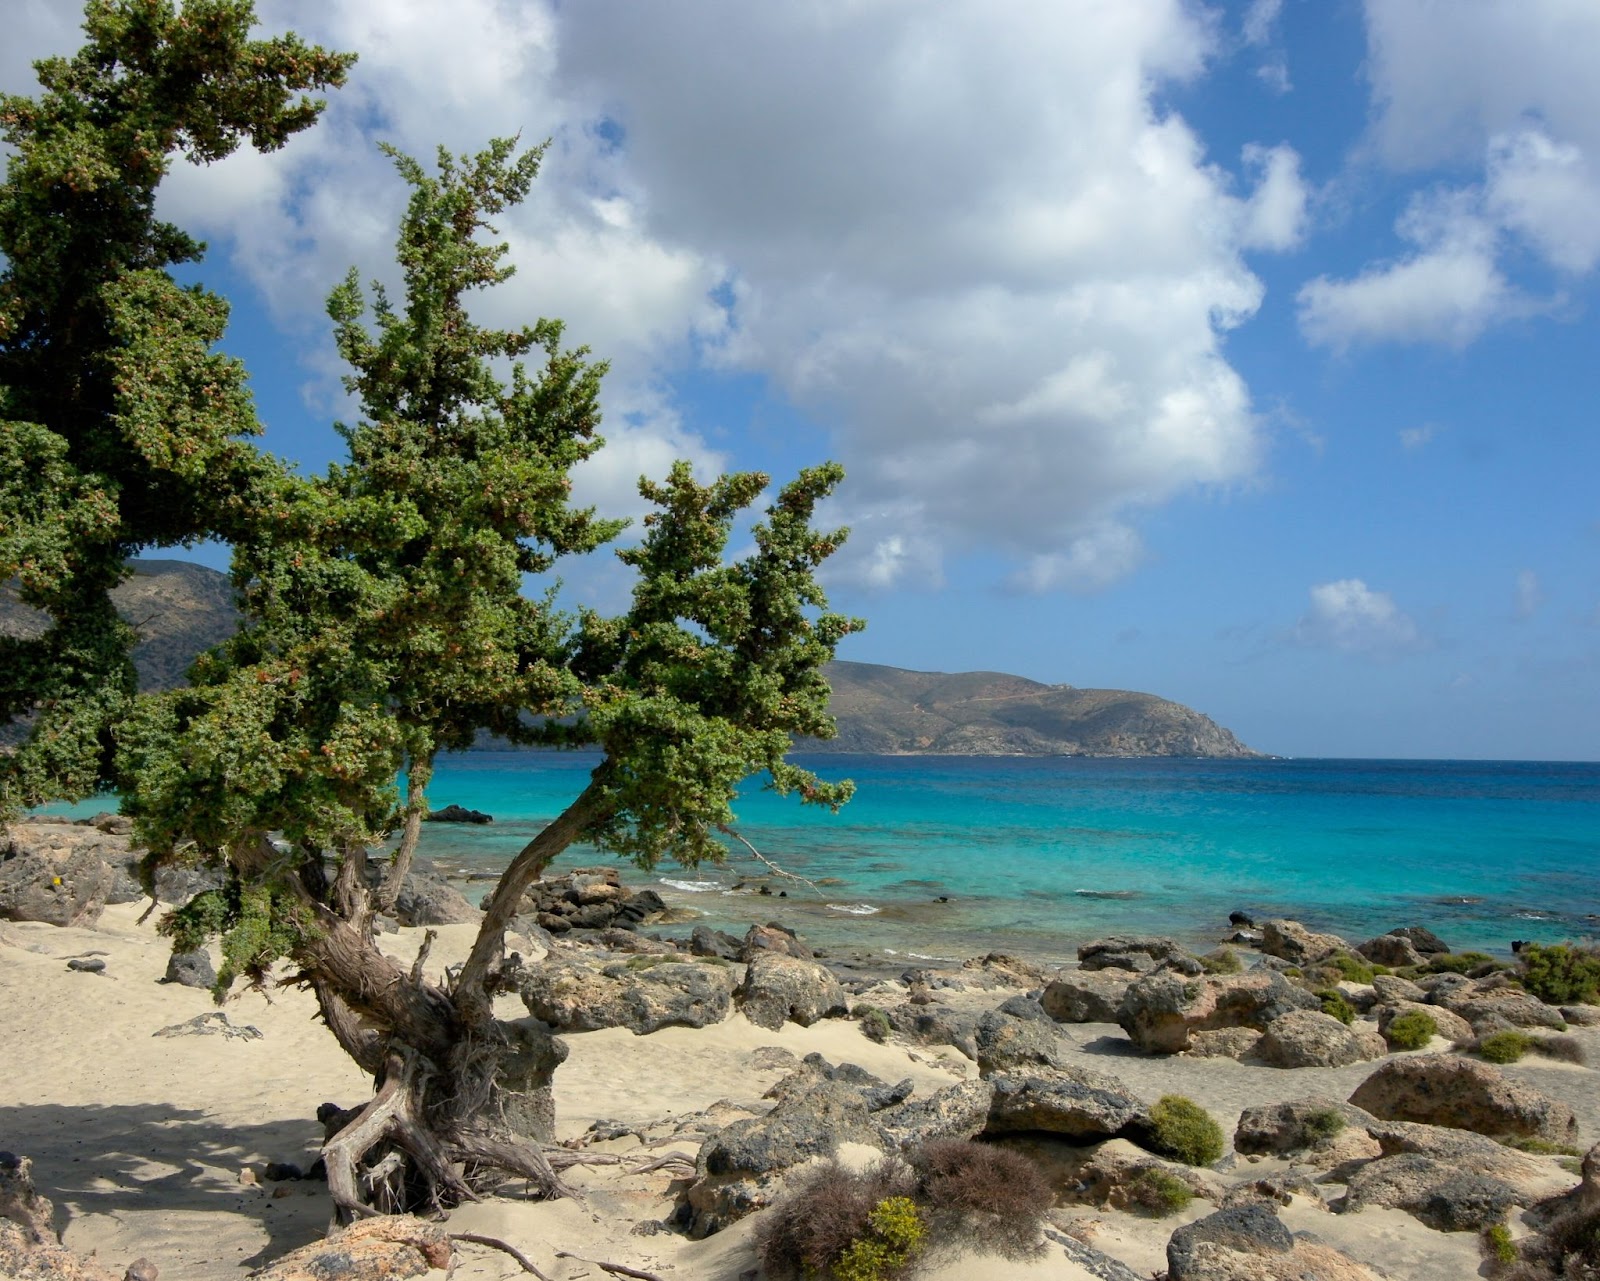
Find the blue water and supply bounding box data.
[43,753,1598,961]
[404,753,1600,962]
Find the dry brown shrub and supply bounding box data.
[755,1157,919,1280]
[910,1138,1052,1261]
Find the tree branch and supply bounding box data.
[718,824,824,898]
[377,751,433,914]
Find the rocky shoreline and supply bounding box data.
[3,818,1598,1279]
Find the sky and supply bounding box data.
[5,0,1599,761]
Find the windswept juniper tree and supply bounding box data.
[0,9,864,1215]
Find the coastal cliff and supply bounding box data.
[1,560,1261,758]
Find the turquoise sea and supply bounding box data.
[406,752,1598,963]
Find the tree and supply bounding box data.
[0,0,355,810]
[62,125,863,1216]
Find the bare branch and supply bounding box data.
[410,929,436,985]
[718,824,824,898]
[553,1253,667,1281]
[452,1233,553,1280]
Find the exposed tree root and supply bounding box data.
[553,1252,667,1281]
[452,1232,553,1279]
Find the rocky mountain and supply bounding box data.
[805,660,1259,758]
[1,561,1260,757]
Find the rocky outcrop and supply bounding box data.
[518,958,735,1034]
[163,949,216,989]
[1256,1010,1385,1069]
[0,824,118,927]
[1040,970,1131,1023]
[973,999,1065,1073]
[737,953,849,1031]
[1375,1001,1472,1046]
[1070,1138,1221,1211]
[874,1079,994,1149]
[1117,969,1319,1054]
[249,1216,453,1280]
[984,1065,1151,1140]
[1233,1097,1381,1159]
[0,1153,121,1281]
[424,803,490,824]
[505,867,666,934]
[1079,935,1199,974]
[1259,920,1350,968]
[368,858,479,926]
[1166,1203,1383,1280]
[1348,1056,1579,1143]
[1339,1154,1521,1231]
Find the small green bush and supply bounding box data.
[1477,1030,1538,1064]
[1317,989,1356,1025]
[833,1197,925,1281]
[1482,1222,1517,1265]
[1385,1009,1438,1050]
[1201,947,1243,975]
[1426,950,1503,975]
[1147,1095,1224,1167]
[623,953,671,971]
[1301,1108,1347,1144]
[1126,1167,1192,1216]
[856,1005,892,1043]
[1519,943,1600,1006]
[1504,1136,1582,1157]
[1328,954,1377,984]
[755,1158,920,1280]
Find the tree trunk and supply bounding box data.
[375,751,432,915]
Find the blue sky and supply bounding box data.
[7,0,1599,760]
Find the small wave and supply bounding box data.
[827,903,881,916]
[1075,889,1141,900]
[883,948,953,962]
[659,878,722,893]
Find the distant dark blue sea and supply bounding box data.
[409,753,1599,962]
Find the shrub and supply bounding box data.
[1201,947,1243,975]
[1519,943,1600,1006]
[1317,990,1356,1025]
[1300,1108,1347,1144]
[1501,1204,1600,1281]
[1147,1095,1225,1167]
[833,1197,925,1281]
[1385,1009,1438,1051]
[756,1158,919,1280]
[1477,1031,1538,1064]
[1530,1034,1587,1065]
[1328,954,1378,984]
[1503,1137,1582,1157]
[910,1139,1051,1260]
[1427,950,1504,976]
[623,953,672,971]
[1482,1222,1517,1266]
[1125,1167,1192,1216]
[855,1005,892,1043]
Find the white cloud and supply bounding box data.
[1514,568,1543,620]
[1242,0,1283,47]
[1240,143,1308,251]
[1486,128,1600,274]
[1398,423,1441,451]
[1006,523,1145,594]
[1292,579,1425,655]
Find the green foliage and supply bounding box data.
[755,1159,920,1280]
[1518,944,1600,1006]
[1201,947,1242,975]
[1503,1137,1582,1157]
[1317,989,1357,1025]
[1426,950,1504,976]
[1301,1108,1347,1144]
[1483,1223,1517,1266]
[832,1197,925,1281]
[1385,1009,1438,1050]
[1147,1095,1224,1167]
[0,1,353,814]
[159,873,311,998]
[1126,1167,1193,1216]
[1327,953,1378,984]
[1477,1031,1538,1064]
[856,1005,892,1043]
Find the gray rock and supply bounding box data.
[1357,933,1424,968]
[1079,935,1196,973]
[1043,1229,1147,1281]
[1371,974,1428,1005]
[1233,1097,1380,1157]
[152,1012,262,1041]
[390,868,478,927]
[984,1065,1150,1139]
[0,825,117,927]
[1041,970,1133,1023]
[883,1003,978,1059]
[1166,1204,1293,1279]
[740,922,813,961]
[1340,1152,1521,1230]
[737,952,848,1031]
[163,949,215,989]
[974,1003,1064,1074]
[1388,925,1451,954]
[1348,1056,1579,1143]
[875,1079,994,1149]
[1375,1000,1472,1045]
[519,959,734,1034]
[689,925,743,959]
[65,957,105,974]
[1259,919,1350,967]
[425,803,491,823]
[1117,968,1318,1054]
[1257,1009,1384,1069]
[493,1017,569,1143]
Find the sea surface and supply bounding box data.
[405,752,1599,963]
[40,753,1598,963]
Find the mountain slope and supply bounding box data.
[1,562,1261,757]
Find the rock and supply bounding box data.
[1166,1203,1292,1275]
[1040,970,1132,1023]
[0,1153,58,1247]
[1365,1118,1567,1198]
[105,851,225,907]
[1181,1027,1263,1060]
[1450,991,1569,1034]
[737,952,848,1031]
[491,1017,568,1144]
[984,1064,1150,1140]
[1375,1000,1472,1046]
[1357,933,1424,968]
[519,959,734,1034]
[249,1216,453,1279]
[690,925,744,960]
[612,889,667,926]
[424,803,491,823]
[1371,973,1427,1004]
[1387,925,1451,954]
[1348,1056,1579,1143]
[1079,935,1194,969]
[875,1079,994,1149]
[1229,910,1256,928]
[1233,1098,1381,1158]
[1257,1009,1385,1069]
[964,952,1048,986]
[0,1153,119,1281]
[1117,969,1318,1054]
[1339,1152,1521,1230]
[740,922,813,961]
[1560,1003,1600,1027]
[591,927,675,954]
[124,1260,158,1281]
[883,1004,978,1060]
[66,957,106,974]
[1259,920,1350,967]
[1043,1229,1148,1281]
[152,1012,263,1041]
[163,949,215,989]
[973,1001,1064,1073]
[389,868,478,927]
[1070,1138,1220,1211]
[262,1163,303,1182]
[0,824,118,927]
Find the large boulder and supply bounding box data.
[1259,920,1350,967]
[519,959,734,1034]
[1078,935,1198,974]
[388,863,479,927]
[737,952,848,1031]
[740,922,813,961]
[984,1064,1150,1140]
[1375,1000,1472,1046]
[0,823,118,927]
[1366,1118,1570,1199]
[1257,1010,1385,1069]
[1233,1097,1381,1159]
[492,1017,569,1143]
[875,1079,994,1149]
[1388,925,1451,954]
[1117,969,1318,1054]
[1356,933,1424,968]
[883,1003,978,1060]
[1339,1153,1521,1231]
[1040,970,1132,1023]
[1166,1203,1383,1281]
[250,1216,453,1279]
[1348,1056,1579,1143]
[973,999,1064,1073]
[1371,973,1428,1005]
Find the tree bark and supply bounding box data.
[376,751,432,914]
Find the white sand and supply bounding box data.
[2,904,1590,1280]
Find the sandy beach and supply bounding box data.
[3,897,1596,1281]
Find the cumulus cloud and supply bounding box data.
[1309,0,1600,347]
[7,0,1306,591]
[1291,579,1426,655]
